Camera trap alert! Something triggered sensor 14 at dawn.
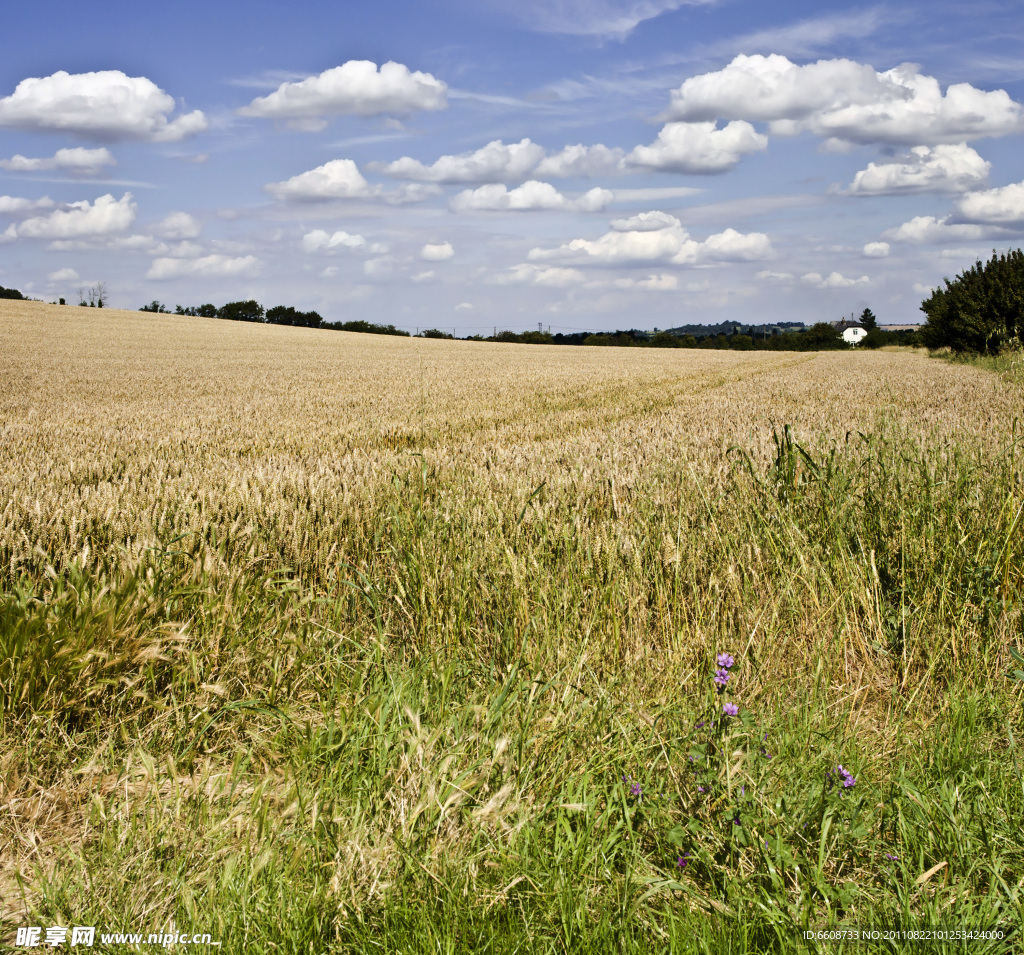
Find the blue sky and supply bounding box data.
[2,0,1023,331]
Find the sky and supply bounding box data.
[2,0,1023,333]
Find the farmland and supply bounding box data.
[2,301,1022,953]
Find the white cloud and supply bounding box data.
[47,267,79,282]
[0,147,116,177]
[507,0,714,40]
[16,193,136,239]
[421,241,455,261]
[378,138,545,183]
[153,211,202,239]
[665,54,1024,146]
[954,180,1024,225]
[265,159,376,200]
[801,271,869,288]
[238,61,447,130]
[863,241,890,258]
[147,254,258,280]
[609,210,680,232]
[363,256,395,277]
[883,215,989,244]
[411,270,435,282]
[849,144,990,195]
[756,270,795,283]
[450,181,613,212]
[0,195,55,215]
[302,229,367,253]
[627,121,767,173]
[455,302,474,311]
[534,143,626,178]
[528,217,771,266]
[492,263,586,287]
[0,71,207,142]
[612,273,680,290]
[913,282,935,295]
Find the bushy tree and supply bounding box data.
[920,249,1024,353]
[218,300,264,323]
[0,284,25,300]
[266,305,323,328]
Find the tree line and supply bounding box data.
[139,299,918,350]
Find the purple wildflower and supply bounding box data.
[630,782,643,798]
[697,786,706,793]
[885,853,899,862]
[722,702,739,717]
[714,668,731,687]
[677,852,691,869]
[837,764,856,789]
[716,652,735,669]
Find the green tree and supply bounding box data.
[218,300,264,323]
[920,249,1024,353]
[859,307,878,330]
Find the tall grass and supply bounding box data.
[1,304,1022,952]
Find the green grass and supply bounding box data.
[2,419,1023,953]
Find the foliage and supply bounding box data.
[217,299,264,323]
[325,319,411,337]
[920,249,1024,354]
[266,305,323,328]
[140,300,170,313]
[859,307,878,331]
[0,285,25,300]
[417,328,454,339]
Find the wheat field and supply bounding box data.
[2,301,1022,952]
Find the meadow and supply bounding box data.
[1,301,1022,953]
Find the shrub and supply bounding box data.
[920,249,1024,354]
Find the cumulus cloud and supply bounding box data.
[610,210,680,232]
[47,267,79,282]
[882,215,989,244]
[534,143,626,178]
[627,121,767,173]
[664,54,1024,146]
[0,147,116,177]
[153,211,201,239]
[0,71,207,142]
[15,193,136,239]
[0,195,55,215]
[265,160,438,203]
[528,214,771,266]
[411,270,435,282]
[301,229,367,253]
[450,181,613,212]
[848,144,990,195]
[378,138,546,183]
[147,254,258,280]
[421,241,455,261]
[954,180,1024,225]
[863,241,890,257]
[238,61,447,130]
[801,271,869,288]
[266,159,376,200]
[491,263,586,287]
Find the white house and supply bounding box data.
[842,325,868,345]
